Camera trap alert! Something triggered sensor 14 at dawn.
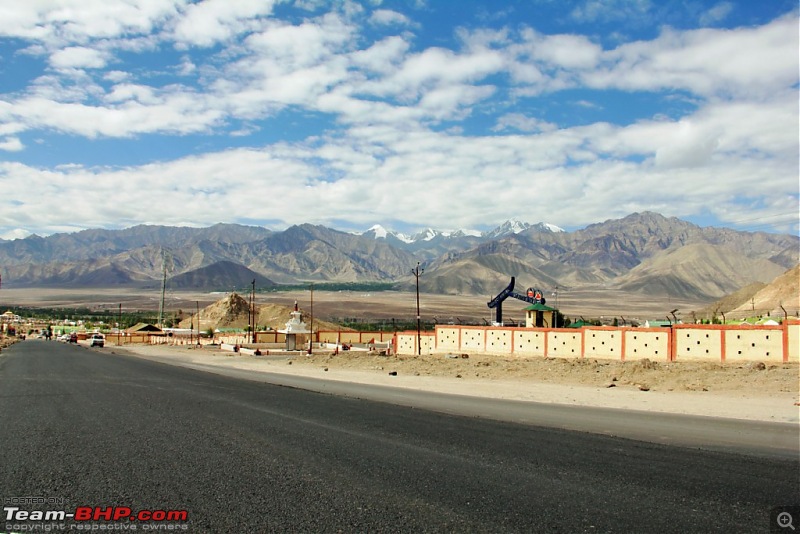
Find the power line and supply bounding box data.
[715,210,798,225]
[705,215,799,234]
[708,211,799,231]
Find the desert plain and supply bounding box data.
[0,286,709,325]
[2,288,797,425]
[105,342,799,425]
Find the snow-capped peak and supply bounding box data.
[451,228,482,238]
[393,232,414,244]
[412,228,441,242]
[360,220,563,245]
[538,222,565,233]
[367,224,388,239]
[505,218,530,234]
[359,225,414,243]
[483,219,531,239]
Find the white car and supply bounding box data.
[89,334,105,347]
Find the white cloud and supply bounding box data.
[516,29,602,69]
[369,46,506,101]
[0,91,796,235]
[369,9,412,27]
[244,15,354,70]
[103,70,132,83]
[700,2,734,25]
[10,92,224,138]
[587,14,798,98]
[493,113,558,133]
[0,1,796,237]
[654,121,720,168]
[177,56,196,76]
[50,46,110,69]
[349,36,410,74]
[417,84,496,120]
[173,0,278,47]
[570,0,653,24]
[0,0,183,42]
[0,137,23,151]
[0,228,32,240]
[104,83,159,104]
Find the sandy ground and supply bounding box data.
[0,287,710,325]
[105,342,800,425]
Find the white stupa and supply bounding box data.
[278,301,310,350]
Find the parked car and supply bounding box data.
[90,334,104,347]
[69,333,78,343]
[58,334,70,342]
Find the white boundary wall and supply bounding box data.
[394,320,800,362]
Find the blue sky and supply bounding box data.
[0,0,797,240]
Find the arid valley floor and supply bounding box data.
[0,286,710,326]
[2,287,797,425]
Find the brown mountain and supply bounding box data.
[695,264,799,320]
[730,264,800,317]
[422,212,797,301]
[610,243,787,299]
[0,213,796,306]
[168,261,276,290]
[178,293,345,332]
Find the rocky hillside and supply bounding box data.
[0,212,796,304]
[0,223,418,288]
[697,264,800,319]
[179,293,345,332]
[730,264,800,316]
[168,261,276,291]
[413,212,797,299]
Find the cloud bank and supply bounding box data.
[0,0,797,239]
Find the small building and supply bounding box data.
[126,323,164,334]
[644,320,673,328]
[278,303,310,350]
[525,303,557,328]
[1,311,20,323]
[567,319,591,329]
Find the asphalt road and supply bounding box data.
[1,340,797,533]
[137,351,800,460]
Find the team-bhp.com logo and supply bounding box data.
[4,505,189,531]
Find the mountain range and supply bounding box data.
[358,218,563,259]
[0,212,796,304]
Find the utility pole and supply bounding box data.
[554,284,559,327]
[196,301,200,346]
[250,279,256,344]
[412,262,423,356]
[158,250,170,329]
[308,282,314,355]
[158,260,166,329]
[117,303,121,346]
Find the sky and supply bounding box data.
[0,0,797,240]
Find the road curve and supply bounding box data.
[124,345,800,460]
[1,340,797,533]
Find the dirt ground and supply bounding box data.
[4,334,795,422]
[277,349,799,396]
[2,288,797,422]
[0,287,710,325]
[91,340,799,423]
